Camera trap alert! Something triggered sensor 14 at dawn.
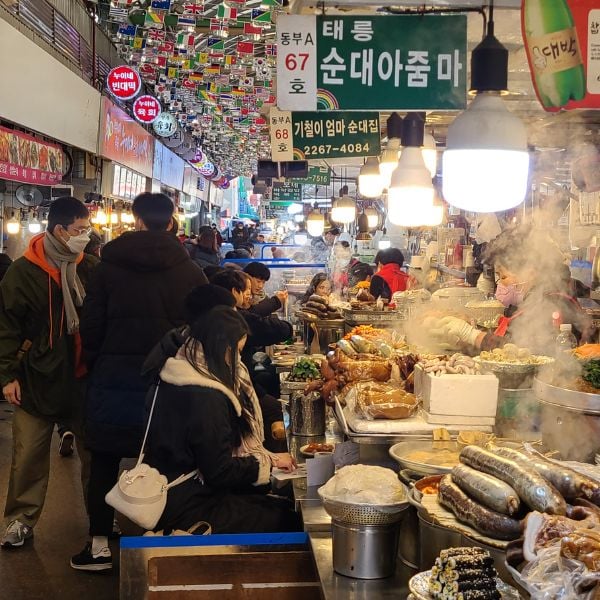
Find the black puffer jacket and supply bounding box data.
[81,231,207,456]
[184,241,221,269]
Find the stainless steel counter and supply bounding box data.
[309,532,412,600]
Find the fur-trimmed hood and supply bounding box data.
[159,357,242,417]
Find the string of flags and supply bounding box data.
[105,0,282,177]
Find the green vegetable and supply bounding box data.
[289,357,321,381]
[582,359,600,389]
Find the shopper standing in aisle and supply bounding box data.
[369,248,413,300]
[0,197,96,549]
[71,193,207,571]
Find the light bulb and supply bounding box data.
[379,138,401,188]
[110,213,119,225]
[387,147,435,227]
[28,217,41,234]
[95,209,108,225]
[442,93,529,212]
[421,133,438,179]
[294,214,304,223]
[365,208,379,229]
[6,214,20,235]
[358,157,383,198]
[306,210,325,237]
[331,195,356,224]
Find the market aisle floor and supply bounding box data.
[0,403,119,600]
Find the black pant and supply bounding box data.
[87,451,122,536]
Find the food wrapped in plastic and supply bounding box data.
[318,465,407,505]
[355,381,419,420]
[336,355,392,382]
[512,536,600,600]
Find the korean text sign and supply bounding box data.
[295,166,331,185]
[272,182,302,203]
[277,14,467,110]
[293,112,380,159]
[0,126,63,185]
[99,97,154,178]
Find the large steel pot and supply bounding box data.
[534,377,600,462]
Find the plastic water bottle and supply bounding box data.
[555,323,577,357]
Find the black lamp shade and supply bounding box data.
[470,32,508,92]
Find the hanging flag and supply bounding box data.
[150,0,171,9]
[243,22,262,36]
[224,55,237,66]
[230,65,246,77]
[147,28,165,41]
[156,55,168,68]
[183,2,204,13]
[189,73,204,83]
[117,24,137,36]
[158,41,175,53]
[251,9,271,24]
[236,41,254,55]
[176,33,195,47]
[108,6,129,21]
[167,67,179,80]
[131,37,147,49]
[210,19,229,35]
[216,3,237,20]
[207,38,225,51]
[145,10,165,28]
[197,52,209,64]
[205,65,221,75]
[178,15,197,27]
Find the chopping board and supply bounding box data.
[420,494,511,550]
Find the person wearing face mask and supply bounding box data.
[71,193,207,571]
[427,228,595,354]
[0,197,97,549]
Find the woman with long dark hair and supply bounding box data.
[184,226,220,269]
[144,306,300,533]
[299,272,332,305]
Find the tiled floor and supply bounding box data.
[0,402,119,599]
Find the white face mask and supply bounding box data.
[66,232,90,254]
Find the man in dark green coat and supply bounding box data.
[0,197,97,549]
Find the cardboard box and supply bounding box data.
[415,364,499,418]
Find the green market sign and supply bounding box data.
[294,166,331,185]
[276,14,467,111]
[270,109,380,160]
[272,182,302,203]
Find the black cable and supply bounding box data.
[381,6,487,37]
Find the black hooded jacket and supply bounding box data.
[81,231,207,456]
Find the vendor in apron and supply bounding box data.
[427,228,595,354]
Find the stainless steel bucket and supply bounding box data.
[398,505,420,570]
[331,520,400,579]
[418,513,462,570]
[290,391,325,436]
[303,318,345,355]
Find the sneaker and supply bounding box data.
[70,543,112,572]
[1,520,33,548]
[58,430,74,457]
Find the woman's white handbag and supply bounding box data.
[105,384,197,531]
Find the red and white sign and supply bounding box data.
[132,95,161,123]
[0,126,63,185]
[107,65,142,101]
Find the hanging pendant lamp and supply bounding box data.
[442,1,529,213]
[358,156,383,198]
[387,113,435,227]
[379,113,403,188]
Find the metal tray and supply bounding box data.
[341,307,404,323]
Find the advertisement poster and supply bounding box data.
[522,0,600,110]
[99,97,154,177]
[0,126,63,185]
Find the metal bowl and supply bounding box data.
[389,441,461,476]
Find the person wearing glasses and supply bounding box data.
[0,197,98,549]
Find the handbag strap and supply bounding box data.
[136,383,160,467]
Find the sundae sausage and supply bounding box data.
[460,446,567,515]
[438,475,522,540]
[451,464,521,516]
[489,444,600,503]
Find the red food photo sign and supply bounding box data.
[0,126,63,185]
[133,95,161,123]
[107,65,142,101]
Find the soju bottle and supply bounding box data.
[523,0,586,108]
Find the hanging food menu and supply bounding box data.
[0,126,64,185]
